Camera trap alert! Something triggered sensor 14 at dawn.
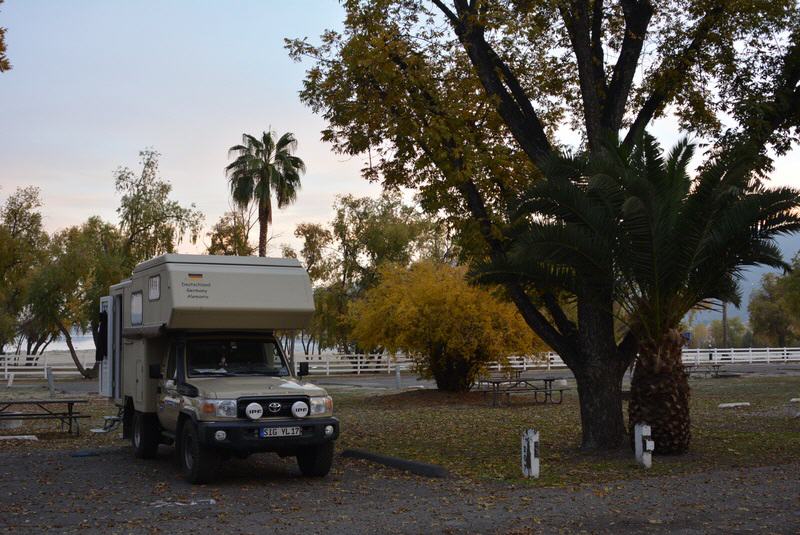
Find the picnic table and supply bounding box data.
[685,363,724,378]
[476,377,568,407]
[0,399,89,435]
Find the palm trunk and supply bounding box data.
[258,198,268,257]
[628,329,691,454]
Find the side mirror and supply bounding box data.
[298,362,309,377]
[148,363,163,379]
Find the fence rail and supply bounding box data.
[3,347,800,380]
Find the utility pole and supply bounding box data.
[722,301,728,348]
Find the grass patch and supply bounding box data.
[1,375,797,486]
[334,375,800,486]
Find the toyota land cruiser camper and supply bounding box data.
[97,254,338,483]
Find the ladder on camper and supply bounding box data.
[90,406,123,434]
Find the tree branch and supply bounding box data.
[433,0,553,166]
[559,1,604,149]
[603,0,653,131]
[623,3,725,148]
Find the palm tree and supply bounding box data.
[225,130,306,256]
[487,134,800,454]
[612,136,800,453]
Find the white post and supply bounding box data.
[634,423,654,469]
[3,356,7,380]
[45,367,55,397]
[521,429,540,478]
[395,358,401,390]
[766,347,771,364]
[6,372,14,387]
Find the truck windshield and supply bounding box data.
[186,339,289,377]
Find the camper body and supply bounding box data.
[99,254,338,483]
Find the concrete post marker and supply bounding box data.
[521,429,540,478]
[634,423,654,469]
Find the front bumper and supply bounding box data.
[196,417,339,453]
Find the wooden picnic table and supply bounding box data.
[476,377,567,407]
[0,398,89,435]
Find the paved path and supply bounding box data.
[0,446,797,534]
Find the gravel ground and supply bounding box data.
[0,445,797,534]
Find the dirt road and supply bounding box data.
[1,445,797,534]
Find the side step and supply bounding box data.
[90,409,124,434]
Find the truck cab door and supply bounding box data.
[158,343,181,432]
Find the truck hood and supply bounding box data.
[189,376,328,399]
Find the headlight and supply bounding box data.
[309,396,333,417]
[200,399,237,418]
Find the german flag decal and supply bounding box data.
[188,273,203,279]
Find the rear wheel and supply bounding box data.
[131,411,159,459]
[296,442,334,477]
[179,421,222,484]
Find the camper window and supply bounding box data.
[148,275,160,301]
[131,292,143,326]
[186,339,289,378]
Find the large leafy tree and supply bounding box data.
[288,0,800,450]
[225,130,306,257]
[27,219,126,378]
[502,136,799,452]
[206,206,257,256]
[115,149,204,269]
[749,257,800,347]
[0,187,48,353]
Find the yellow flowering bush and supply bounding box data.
[351,261,544,391]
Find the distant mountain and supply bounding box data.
[690,233,800,324]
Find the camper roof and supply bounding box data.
[133,254,302,273]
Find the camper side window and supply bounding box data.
[131,292,143,326]
[166,344,177,381]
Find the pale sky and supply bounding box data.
[1,0,798,261]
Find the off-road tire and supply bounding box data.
[131,411,160,459]
[296,441,334,477]
[179,421,222,484]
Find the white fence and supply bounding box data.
[681,347,800,365]
[3,347,800,381]
[1,350,94,380]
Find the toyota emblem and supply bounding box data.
[268,402,282,413]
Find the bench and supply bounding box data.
[685,363,724,378]
[475,378,570,406]
[0,399,89,435]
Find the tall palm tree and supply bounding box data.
[225,130,306,256]
[484,134,800,453]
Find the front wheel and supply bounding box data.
[132,411,160,459]
[296,441,334,477]
[179,421,222,484]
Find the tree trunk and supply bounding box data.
[572,362,628,450]
[257,198,268,257]
[563,289,631,450]
[628,329,691,454]
[57,321,98,379]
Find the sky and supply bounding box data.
[0,0,381,253]
[1,0,799,321]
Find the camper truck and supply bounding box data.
[97,254,339,483]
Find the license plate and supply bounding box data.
[259,426,302,438]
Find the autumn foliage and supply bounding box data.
[350,261,543,391]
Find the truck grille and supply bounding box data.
[237,396,310,419]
